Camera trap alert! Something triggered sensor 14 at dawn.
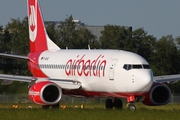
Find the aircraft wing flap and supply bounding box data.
[153,74,180,83]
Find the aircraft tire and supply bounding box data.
[128,104,136,111]
[52,103,60,109]
[105,99,113,109]
[42,105,50,109]
[114,98,123,109]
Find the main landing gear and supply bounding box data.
[105,98,136,110]
[42,103,60,109]
[105,98,123,109]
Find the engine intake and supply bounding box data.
[142,82,171,106]
[28,81,62,105]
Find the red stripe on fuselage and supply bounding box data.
[63,89,147,98]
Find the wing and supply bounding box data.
[0,74,81,90]
[0,53,28,60]
[153,74,180,83]
[0,74,32,85]
[0,74,32,82]
[0,53,81,89]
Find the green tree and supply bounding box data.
[175,36,180,50]
[57,15,77,49]
[100,25,132,50]
[0,25,17,74]
[0,25,12,54]
[46,23,59,45]
[6,17,29,55]
[150,35,180,75]
[132,28,156,61]
[76,27,99,49]
[57,15,99,49]
[0,25,3,41]
[4,17,30,75]
[100,25,121,49]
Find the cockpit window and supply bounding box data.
[143,64,150,69]
[123,64,150,70]
[132,65,142,69]
[123,64,132,70]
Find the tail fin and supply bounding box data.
[27,0,60,52]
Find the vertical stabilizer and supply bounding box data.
[27,0,60,52]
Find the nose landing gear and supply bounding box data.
[126,95,136,110]
[126,103,136,111]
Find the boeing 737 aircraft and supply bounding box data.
[0,0,180,110]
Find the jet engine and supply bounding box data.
[28,81,62,105]
[142,82,171,106]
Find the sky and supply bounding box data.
[0,0,180,39]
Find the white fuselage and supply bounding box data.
[36,49,153,97]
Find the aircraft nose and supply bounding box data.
[135,70,153,92]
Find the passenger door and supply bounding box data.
[109,59,118,80]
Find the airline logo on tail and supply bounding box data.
[28,0,49,52]
[28,0,37,42]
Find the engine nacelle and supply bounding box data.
[28,81,62,105]
[142,82,171,106]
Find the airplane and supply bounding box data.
[0,0,180,110]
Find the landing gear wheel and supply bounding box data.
[127,103,136,111]
[52,103,59,109]
[105,99,113,109]
[42,105,50,109]
[114,98,123,109]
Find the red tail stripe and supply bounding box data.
[28,0,48,52]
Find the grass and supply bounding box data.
[0,103,180,120]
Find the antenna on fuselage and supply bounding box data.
[88,45,91,50]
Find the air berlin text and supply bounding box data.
[65,54,106,77]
